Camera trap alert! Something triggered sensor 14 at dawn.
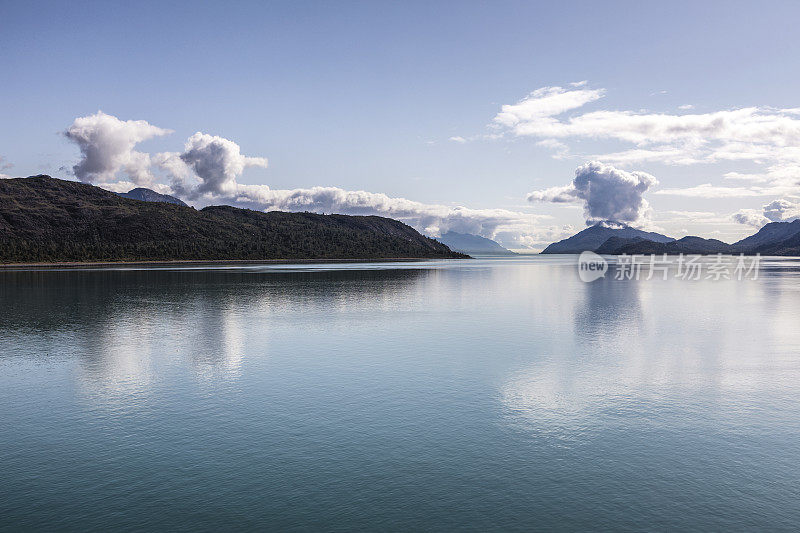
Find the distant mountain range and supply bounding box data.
[0,176,467,263]
[542,219,800,256]
[731,220,800,253]
[541,222,674,254]
[117,187,188,207]
[436,231,516,255]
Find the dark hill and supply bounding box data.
[117,187,188,207]
[747,229,800,256]
[598,235,734,255]
[0,176,467,263]
[732,220,800,252]
[541,222,674,254]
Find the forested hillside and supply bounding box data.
[0,176,466,263]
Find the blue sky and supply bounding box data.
[2,0,800,248]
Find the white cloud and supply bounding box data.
[217,184,551,240]
[655,183,766,198]
[660,161,800,198]
[732,197,800,227]
[64,111,172,186]
[536,139,567,150]
[94,181,136,193]
[536,139,569,158]
[160,132,268,199]
[732,209,769,228]
[651,210,744,235]
[500,104,800,148]
[494,224,576,250]
[763,198,800,222]
[449,136,467,143]
[663,210,718,218]
[592,146,701,165]
[94,180,174,195]
[488,85,800,201]
[528,161,657,225]
[723,171,772,182]
[493,85,604,129]
[678,104,695,110]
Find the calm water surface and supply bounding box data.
[2,256,800,531]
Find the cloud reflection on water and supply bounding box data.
[499,260,800,445]
[0,267,432,404]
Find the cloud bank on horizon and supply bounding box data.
[61,112,564,248]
